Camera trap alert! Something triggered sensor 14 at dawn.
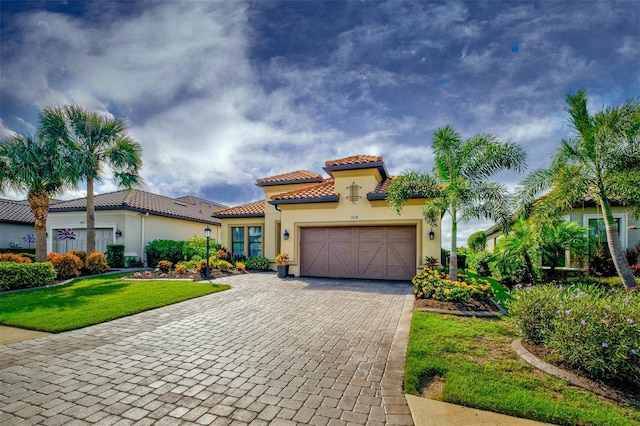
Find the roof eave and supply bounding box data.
[268,195,340,205]
[256,178,324,188]
[323,161,388,180]
[213,213,265,219]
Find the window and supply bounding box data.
[249,227,262,257]
[583,212,628,250]
[232,227,244,256]
[588,218,620,243]
[231,226,263,257]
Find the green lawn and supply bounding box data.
[405,311,640,426]
[0,273,230,332]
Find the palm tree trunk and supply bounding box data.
[450,207,458,282]
[600,199,637,289]
[86,177,95,255]
[28,190,49,262]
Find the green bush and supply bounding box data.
[145,239,185,267]
[412,268,494,303]
[508,284,639,391]
[0,248,36,255]
[469,250,493,277]
[245,256,271,271]
[106,244,125,268]
[0,262,57,291]
[125,256,143,267]
[86,252,110,275]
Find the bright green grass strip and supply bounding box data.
[405,311,640,426]
[0,273,230,333]
[462,269,511,305]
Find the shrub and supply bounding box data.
[20,253,36,262]
[423,256,439,269]
[216,260,233,271]
[509,284,639,391]
[217,247,232,262]
[86,252,110,275]
[69,249,87,266]
[50,253,84,280]
[157,260,173,273]
[631,264,640,278]
[145,239,185,268]
[470,250,493,277]
[235,262,246,271]
[106,244,125,268]
[125,256,143,267]
[245,256,270,271]
[412,268,494,303]
[0,262,56,291]
[174,263,188,274]
[0,253,33,263]
[467,231,487,252]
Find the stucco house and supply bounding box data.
[46,190,227,265]
[213,155,440,281]
[0,199,35,249]
[486,200,639,267]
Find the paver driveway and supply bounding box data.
[0,273,415,425]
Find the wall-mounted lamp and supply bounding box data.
[428,228,435,241]
[115,229,122,238]
[283,229,290,240]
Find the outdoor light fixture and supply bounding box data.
[283,230,289,240]
[429,228,435,240]
[115,229,122,238]
[204,226,211,279]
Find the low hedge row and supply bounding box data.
[0,262,56,292]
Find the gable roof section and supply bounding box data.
[49,190,225,225]
[256,170,324,187]
[269,179,339,206]
[323,155,389,180]
[0,199,34,224]
[213,200,265,218]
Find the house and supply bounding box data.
[213,155,439,281]
[0,199,35,249]
[486,200,639,266]
[46,190,227,265]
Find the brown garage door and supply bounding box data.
[300,226,416,280]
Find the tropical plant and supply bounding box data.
[86,252,110,275]
[539,221,588,276]
[518,91,639,289]
[387,125,526,281]
[0,132,76,262]
[39,105,142,255]
[274,253,289,265]
[495,218,538,284]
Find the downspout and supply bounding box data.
[141,212,148,266]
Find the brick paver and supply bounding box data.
[0,273,414,425]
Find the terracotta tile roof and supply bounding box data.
[49,190,225,225]
[256,170,324,187]
[366,177,395,200]
[269,179,339,205]
[0,199,34,224]
[324,155,383,167]
[213,200,265,218]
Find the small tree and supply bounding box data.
[467,231,487,253]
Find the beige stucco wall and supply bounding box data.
[0,223,35,249]
[46,210,220,265]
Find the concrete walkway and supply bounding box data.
[1,274,415,425]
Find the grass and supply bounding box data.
[405,311,640,426]
[0,273,230,332]
[461,269,511,305]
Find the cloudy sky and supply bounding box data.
[1,0,638,247]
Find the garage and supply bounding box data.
[300,226,417,281]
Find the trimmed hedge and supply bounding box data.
[0,262,56,291]
[106,244,125,268]
[145,239,185,268]
[0,248,36,255]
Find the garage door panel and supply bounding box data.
[301,226,416,281]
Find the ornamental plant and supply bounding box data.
[274,253,289,265]
[508,284,639,390]
[86,252,110,275]
[156,260,173,274]
[412,268,494,303]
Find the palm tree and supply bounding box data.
[538,220,588,277]
[39,105,143,254]
[519,91,639,289]
[0,133,76,262]
[387,125,526,281]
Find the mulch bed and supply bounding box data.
[414,298,501,312]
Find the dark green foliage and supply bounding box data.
[125,256,143,267]
[0,262,56,291]
[470,250,493,277]
[0,248,36,255]
[245,256,271,271]
[588,243,617,277]
[145,239,185,268]
[106,244,125,268]
[467,231,487,252]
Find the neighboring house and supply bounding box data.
[0,199,35,249]
[47,190,227,265]
[213,155,439,281]
[486,200,640,266]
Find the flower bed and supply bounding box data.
[412,268,495,303]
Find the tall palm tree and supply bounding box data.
[519,91,639,289]
[0,133,76,262]
[387,125,526,281]
[39,105,143,254]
